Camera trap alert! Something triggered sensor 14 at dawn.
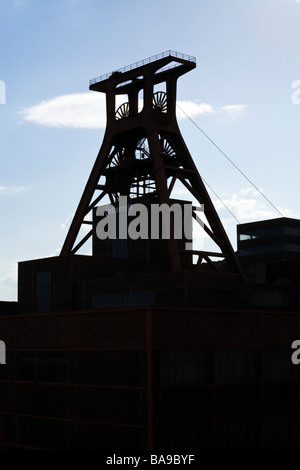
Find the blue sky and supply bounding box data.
[0,0,299,301]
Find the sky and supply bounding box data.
[0,0,299,301]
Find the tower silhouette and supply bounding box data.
[60,51,243,277]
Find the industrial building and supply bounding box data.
[0,51,300,450]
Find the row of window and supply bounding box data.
[1,415,299,449]
[91,289,155,309]
[1,415,67,449]
[35,271,156,312]
[161,349,298,386]
[239,243,300,257]
[161,415,300,450]
[239,226,300,242]
[0,349,297,386]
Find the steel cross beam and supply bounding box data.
[60,51,244,279]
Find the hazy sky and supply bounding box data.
[0,0,299,301]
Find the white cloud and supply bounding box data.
[21,92,248,129]
[215,196,274,221]
[46,247,61,258]
[21,92,106,129]
[0,185,26,195]
[212,187,293,222]
[61,213,75,230]
[0,262,20,301]
[171,188,191,197]
[61,212,93,231]
[219,104,249,122]
[0,263,18,284]
[239,187,262,197]
[176,101,214,119]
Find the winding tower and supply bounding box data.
[60,50,243,277]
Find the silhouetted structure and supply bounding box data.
[1,51,300,450]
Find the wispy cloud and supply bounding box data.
[61,213,75,229]
[212,187,293,222]
[220,104,249,122]
[0,262,19,301]
[0,263,18,285]
[61,212,92,231]
[176,101,214,119]
[0,185,26,195]
[20,92,248,129]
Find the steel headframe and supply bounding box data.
[60,51,244,279]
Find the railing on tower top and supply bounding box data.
[89,50,196,86]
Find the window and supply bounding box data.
[214,420,256,449]
[160,425,205,449]
[92,289,154,309]
[160,350,205,386]
[112,212,127,258]
[36,271,51,312]
[263,416,290,449]
[263,349,296,383]
[17,416,68,449]
[112,239,127,259]
[1,414,12,444]
[214,350,255,385]
[239,227,284,242]
[284,227,300,237]
[239,233,257,241]
[16,351,67,383]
